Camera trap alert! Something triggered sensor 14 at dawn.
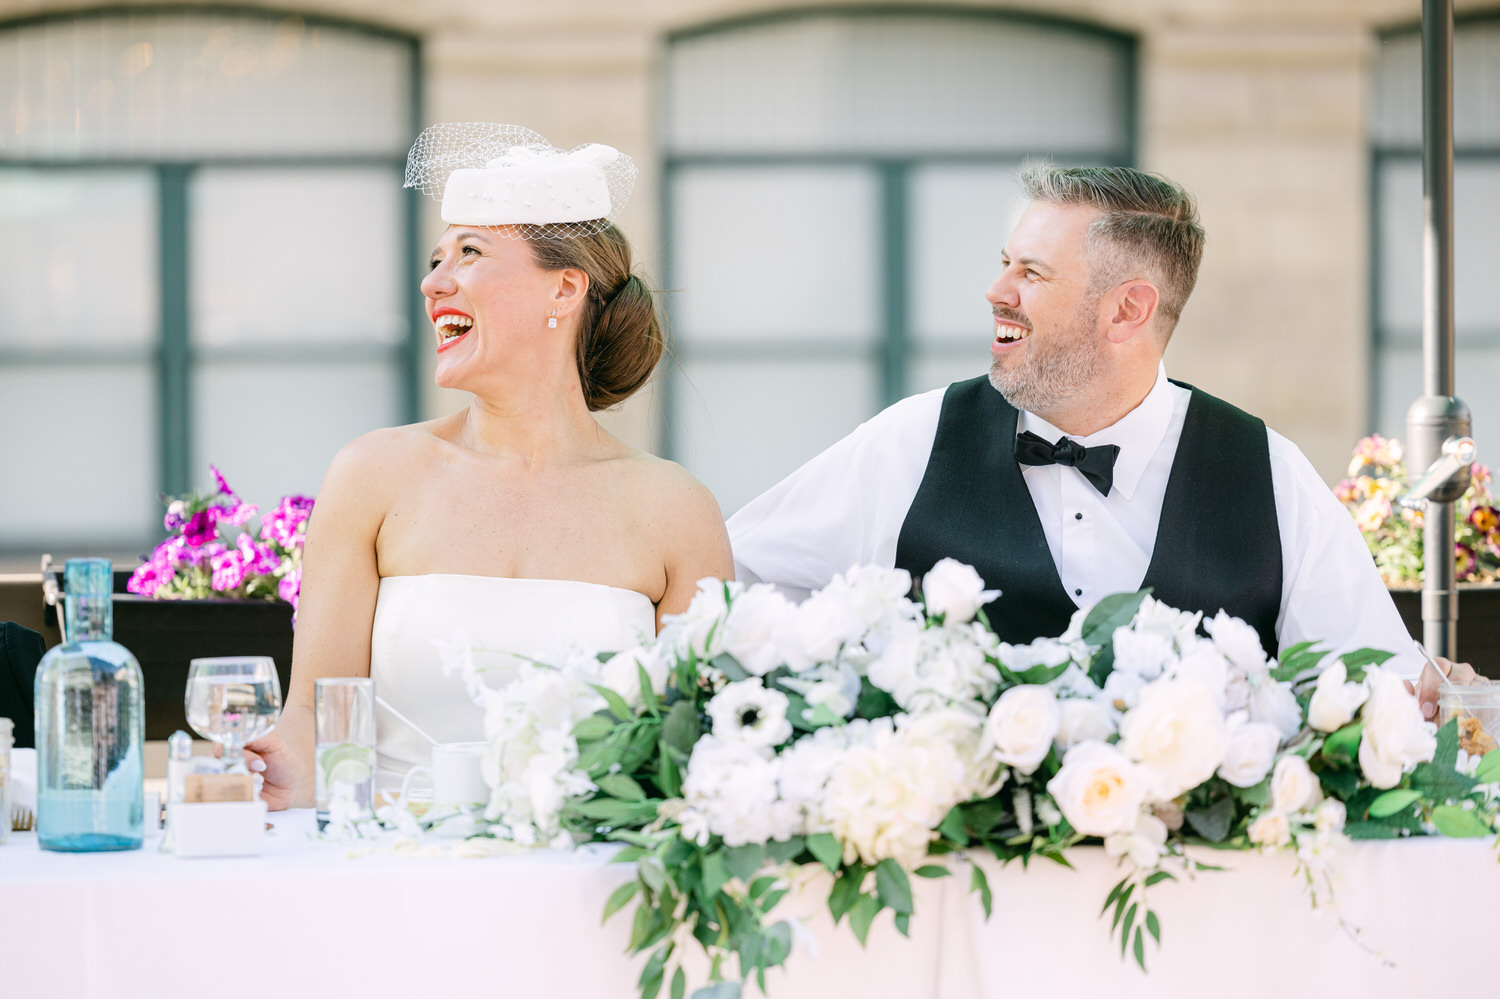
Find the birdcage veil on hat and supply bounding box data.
[404,123,638,238]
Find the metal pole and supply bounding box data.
[1409,0,1471,658]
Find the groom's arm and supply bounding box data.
[727,389,945,595]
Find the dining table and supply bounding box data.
[2,794,1495,999]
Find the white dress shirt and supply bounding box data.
[728,366,1421,676]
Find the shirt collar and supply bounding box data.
[1017,363,1174,501]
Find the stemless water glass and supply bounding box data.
[314,677,376,830]
[184,657,283,775]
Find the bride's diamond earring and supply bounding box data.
[547,309,558,329]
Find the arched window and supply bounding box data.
[661,9,1135,513]
[1371,18,1500,444]
[0,9,418,554]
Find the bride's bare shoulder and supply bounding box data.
[319,416,461,500]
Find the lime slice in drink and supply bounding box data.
[319,742,374,785]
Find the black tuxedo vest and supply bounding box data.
[894,376,1282,655]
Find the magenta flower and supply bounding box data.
[261,495,315,548]
[278,565,302,610]
[183,508,222,546]
[210,464,237,500]
[210,547,247,592]
[126,556,174,596]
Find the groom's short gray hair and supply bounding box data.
[1020,165,1205,333]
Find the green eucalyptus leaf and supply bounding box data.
[766,836,805,865]
[894,911,911,937]
[1337,647,1395,669]
[725,843,766,883]
[913,865,950,879]
[1475,750,1500,784]
[1321,721,1364,763]
[971,864,993,919]
[638,663,662,716]
[1367,788,1423,818]
[828,864,866,924]
[691,982,741,999]
[1132,925,1146,970]
[764,920,793,967]
[849,893,882,946]
[806,832,843,872]
[710,653,749,683]
[1183,796,1234,843]
[573,715,616,741]
[1143,870,1176,888]
[671,968,686,999]
[595,773,647,801]
[639,856,668,894]
[938,805,970,846]
[1145,909,1161,943]
[661,700,702,756]
[874,859,914,915]
[1431,804,1494,838]
[591,683,637,722]
[700,850,731,901]
[602,879,639,924]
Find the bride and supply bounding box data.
[245,125,733,809]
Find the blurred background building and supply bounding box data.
[0,0,1494,569]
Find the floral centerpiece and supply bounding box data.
[126,465,313,616]
[408,560,1500,999]
[1337,434,1500,585]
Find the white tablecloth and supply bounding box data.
[1,810,1494,999]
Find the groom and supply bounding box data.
[728,164,1426,679]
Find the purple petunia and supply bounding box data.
[182,508,221,546]
[210,464,237,501]
[260,495,315,549]
[210,547,247,592]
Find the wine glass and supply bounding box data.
[184,657,283,774]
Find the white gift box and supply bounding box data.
[168,800,267,858]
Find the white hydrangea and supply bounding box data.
[660,578,733,660]
[679,735,797,847]
[866,620,1000,713]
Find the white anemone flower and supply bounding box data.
[707,678,793,750]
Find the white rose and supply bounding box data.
[1102,668,1148,712]
[1270,755,1321,814]
[1055,698,1118,750]
[1313,799,1347,834]
[1307,660,1370,733]
[1133,596,1203,648]
[1172,639,1232,709]
[1117,678,1230,800]
[599,645,668,709]
[1247,809,1291,847]
[1357,665,1437,790]
[722,584,798,676]
[1112,626,1175,680]
[921,558,999,624]
[1203,610,1271,673]
[984,685,1061,775]
[1046,741,1147,837]
[1104,813,1169,868]
[1216,713,1281,788]
[795,585,866,662]
[1246,674,1303,741]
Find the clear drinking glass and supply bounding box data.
[314,677,376,830]
[0,717,12,845]
[1439,684,1500,761]
[184,657,282,775]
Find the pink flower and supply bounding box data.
[210,547,247,592]
[126,555,174,596]
[182,508,221,546]
[1355,496,1392,532]
[236,533,281,575]
[260,495,315,549]
[210,464,237,500]
[278,565,302,611]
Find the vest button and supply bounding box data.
[1074,512,1083,520]
[1074,588,1082,596]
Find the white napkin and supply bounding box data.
[10,747,36,813]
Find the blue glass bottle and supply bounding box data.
[35,558,144,851]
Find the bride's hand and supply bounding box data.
[243,730,312,811]
[1407,656,1484,721]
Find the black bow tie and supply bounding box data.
[1013,431,1120,496]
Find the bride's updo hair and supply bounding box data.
[525,223,664,411]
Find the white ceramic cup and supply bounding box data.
[398,741,489,808]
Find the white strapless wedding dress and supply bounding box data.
[370,574,657,792]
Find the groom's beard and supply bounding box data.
[988,291,1105,416]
